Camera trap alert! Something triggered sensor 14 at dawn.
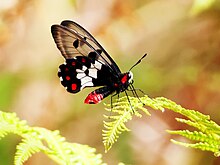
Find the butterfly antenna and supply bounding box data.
[129,53,147,71]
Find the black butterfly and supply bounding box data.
[51,20,146,104]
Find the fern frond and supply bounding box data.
[0,112,27,139]
[103,105,132,152]
[167,130,218,144]
[62,143,104,165]
[153,97,220,156]
[103,96,160,152]
[103,95,220,157]
[0,111,105,165]
[15,134,46,165]
[170,139,220,157]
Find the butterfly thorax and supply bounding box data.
[113,71,133,93]
[84,71,133,104]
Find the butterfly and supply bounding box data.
[51,20,146,105]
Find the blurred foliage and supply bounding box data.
[0,73,22,110]
[0,111,104,165]
[103,96,220,156]
[190,0,218,16]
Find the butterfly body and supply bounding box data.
[51,20,136,104]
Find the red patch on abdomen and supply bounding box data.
[84,92,103,104]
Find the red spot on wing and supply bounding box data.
[121,74,128,84]
[72,62,76,66]
[71,84,77,90]
[84,92,103,104]
[82,58,86,63]
[66,76,70,80]
[65,68,69,71]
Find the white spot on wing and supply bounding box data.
[82,65,87,71]
[88,68,97,78]
[77,73,86,79]
[94,61,102,70]
[80,82,93,90]
[60,77,63,81]
[81,76,92,85]
[76,69,83,73]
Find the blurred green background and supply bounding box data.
[0,0,220,164]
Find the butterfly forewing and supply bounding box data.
[61,20,121,74]
[51,20,121,76]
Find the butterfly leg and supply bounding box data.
[110,92,121,109]
[124,90,135,113]
[133,88,146,95]
[108,93,119,119]
[128,84,145,106]
[128,86,136,97]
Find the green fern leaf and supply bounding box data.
[63,143,104,164]
[15,135,45,165]
[0,111,105,164]
[103,96,153,152]
[153,97,220,156]
[0,111,27,139]
[103,106,132,151]
[103,95,220,157]
[167,130,218,144]
[170,139,220,156]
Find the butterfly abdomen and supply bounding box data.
[84,86,114,104]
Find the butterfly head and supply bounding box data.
[128,71,133,84]
[120,71,133,85]
[116,71,133,93]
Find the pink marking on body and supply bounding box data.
[121,74,128,84]
[84,92,103,104]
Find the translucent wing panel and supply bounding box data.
[51,20,121,76]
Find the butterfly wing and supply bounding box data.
[51,20,121,76]
[52,21,123,94]
[57,55,118,94]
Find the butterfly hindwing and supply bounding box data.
[58,55,117,94]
